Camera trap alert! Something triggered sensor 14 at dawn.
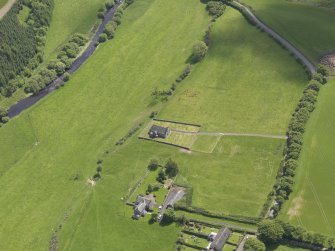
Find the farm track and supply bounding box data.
[8,1,122,118]
[0,0,15,19]
[171,129,287,140]
[231,0,316,74]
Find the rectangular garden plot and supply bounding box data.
[139,119,201,149]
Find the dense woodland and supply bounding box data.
[0,0,54,98]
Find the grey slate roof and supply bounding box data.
[209,227,232,251]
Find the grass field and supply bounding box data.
[176,136,284,216]
[191,135,222,153]
[44,0,107,58]
[159,8,307,135]
[243,0,335,63]
[280,80,335,237]
[0,0,210,250]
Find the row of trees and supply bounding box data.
[98,0,135,44]
[268,65,331,217]
[0,0,54,98]
[24,33,87,94]
[258,219,335,249]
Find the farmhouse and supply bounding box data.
[133,194,156,220]
[208,227,232,251]
[148,125,171,139]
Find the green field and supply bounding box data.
[176,136,284,216]
[0,0,210,249]
[280,80,335,236]
[191,135,222,153]
[243,0,335,63]
[159,8,307,134]
[44,0,107,58]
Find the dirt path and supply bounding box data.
[0,0,16,19]
[231,1,316,74]
[171,129,287,140]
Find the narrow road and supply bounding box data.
[231,0,316,74]
[0,0,16,19]
[8,1,122,118]
[171,129,287,140]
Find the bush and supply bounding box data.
[191,41,208,63]
[317,64,331,77]
[206,1,226,18]
[165,158,179,178]
[55,62,66,76]
[63,72,70,82]
[162,208,175,225]
[244,238,266,251]
[98,33,108,43]
[148,159,159,171]
[97,11,105,19]
[157,169,167,183]
[105,0,115,9]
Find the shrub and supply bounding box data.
[97,11,105,19]
[165,158,179,178]
[148,159,159,171]
[162,208,175,225]
[55,62,66,76]
[206,1,226,18]
[96,165,102,173]
[105,0,115,9]
[244,238,266,251]
[157,169,167,183]
[191,41,208,63]
[317,64,331,77]
[63,72,70,82]
[98,33,108,43]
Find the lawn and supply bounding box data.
[280,80,335,237]
[0,0,210,250]
[242,0,335,64]
[159,8,307,135]
[44,0,107,58]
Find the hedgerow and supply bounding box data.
[266,66,330,217]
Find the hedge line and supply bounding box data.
[175,204,261,225]
[267,67,329,217]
